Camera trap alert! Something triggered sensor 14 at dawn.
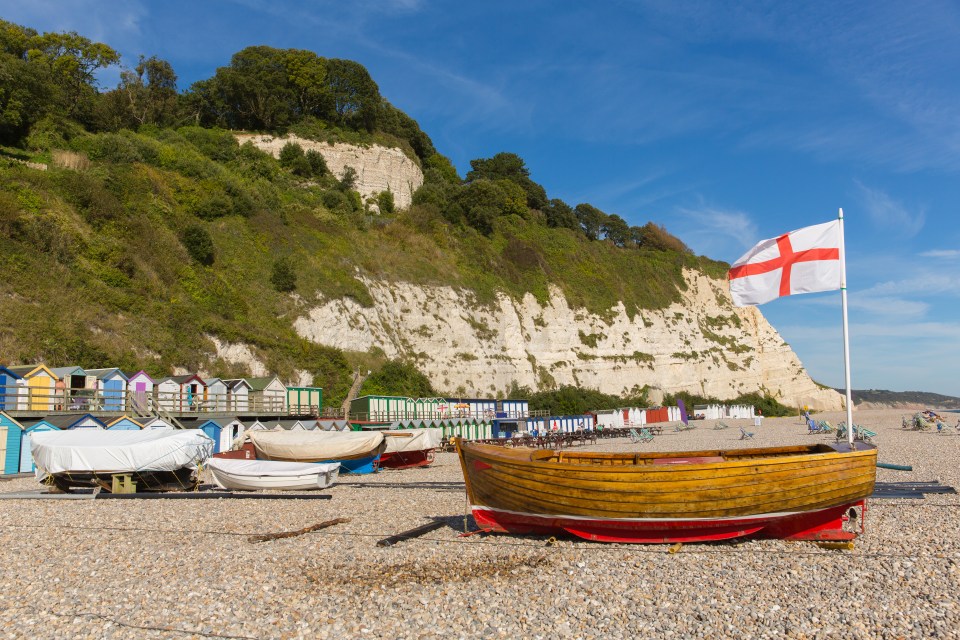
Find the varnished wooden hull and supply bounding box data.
[456,440,877,543]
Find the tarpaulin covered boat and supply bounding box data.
[380,428,443,469]
[456,440,877,543]
[244,430,385,473]
[207,458,340,491]
[31,429,214,492]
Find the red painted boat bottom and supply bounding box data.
[378,449,436,470]
[471,501,865,544]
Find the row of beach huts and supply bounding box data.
[0,364,311,414]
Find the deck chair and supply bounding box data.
[674,421,696,432]
[806,418,821,434]
[629,428,653,443]
[914,414,934,431]
[901,415,911,430]
[857,425,877,441]
[739,427,754,440]
[714,420,730,430]
[817,420,835,434]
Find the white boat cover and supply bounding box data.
[245,430,384,461]
[31,429,214,475]
[383,428,443,453]
[207,458,339,477]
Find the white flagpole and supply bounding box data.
[839,208,854,446]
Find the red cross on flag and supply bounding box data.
[727,220,842,307]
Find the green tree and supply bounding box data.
[326,58,381,131]
[466,152,547,210]
[26,28,120,123]
[544,199,579,231]
[602,213,630,247]
[362,360,435,398]
[574,203,606,241]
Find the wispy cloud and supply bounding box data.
[854,181,925,236]
[920,249,960,258]
[674,205,759,257]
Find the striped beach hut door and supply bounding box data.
[134,382,147,411]
[104,379,122,411]
[19,435,32,472]
[0,373,8,411]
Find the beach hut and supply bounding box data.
[41,414,108,430]
[0,367,26,412]
[7,365,58,411]
[224,379,251,413]
[247,376,286,413]
[501,399,529,419]
[50,367,96,411]
[286,386,322,416]
[204,378,228,411]
[178,418,224,453]
[140,416,176,430]
[125,371,156,413]
[350,395,412,422]
[15,419,60,472]
[1,411,25,474]
[106,416,143,431]
[156,375,206,412]
[84,368,129,412]
[219,418,248,449]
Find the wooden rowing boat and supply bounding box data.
[455,439,877,543]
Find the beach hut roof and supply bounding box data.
[0,411,23,428]
[124,370,156,382]
[40,414,108,430]
[84,368,129,381]
[17,418,61,432]
[6,364,56,378]
[223,378,252,390]
[106,416,144,428]
[246,376,282,391]
[0,366,23,379]
[169,374,205,385]
[50,366,86,378]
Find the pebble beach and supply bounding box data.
[1,408,959,639]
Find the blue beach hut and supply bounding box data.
[1,411,25,474]
[0,367,24,412]
[198,419,223,453]
[15,419,61,473]
[178,418,224,453]
[85,368,129,411]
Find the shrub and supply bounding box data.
[181,225,215,265]
[271,257,297,292]
[376,190,395,214]
[305,149,328,176]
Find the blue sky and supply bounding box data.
[4,0,959,396]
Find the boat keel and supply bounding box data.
[471,500,867,544]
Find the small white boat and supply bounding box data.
[207,458,340,491]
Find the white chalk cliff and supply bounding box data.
[293,269,844,410]
[235,134,423,210]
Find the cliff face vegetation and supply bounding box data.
[0,19,841,411]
